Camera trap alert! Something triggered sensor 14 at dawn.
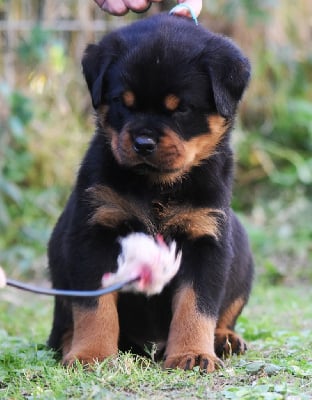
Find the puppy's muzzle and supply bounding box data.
[133,129,157,156]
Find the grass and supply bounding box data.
[1,282,312,399]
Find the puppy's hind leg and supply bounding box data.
[214,297,248,358]
[215,212,253,358]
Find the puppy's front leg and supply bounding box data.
[63,293,119,366]
[164,286,222,372]
[57,219,122,366]
[164,238,230,372]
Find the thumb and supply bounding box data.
[176,0,202,17]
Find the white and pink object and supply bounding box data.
[102,233,182,295]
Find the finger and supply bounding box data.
[176,0,202,18]
[94,0,129,16]
[124,0,151,12]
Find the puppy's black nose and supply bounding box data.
[133,133,157,156]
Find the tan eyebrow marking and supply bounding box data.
[122,91,136,108]
[164,94,180,111]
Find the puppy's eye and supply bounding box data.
[175,103,192,115]
[112,95,122,104]
[177,104,188,113]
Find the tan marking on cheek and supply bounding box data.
[150,116,227,185]
[94,112,122,165]
[105,125,135,165]
[62,294,119,365]
[165,286,219,371]
[164,94,180,111]
[161,128,184,150]
[141,128,187,185]
[122,91,135,108]
[217,297,245,330]
[109,128,120,161]
[184,115,228,167]
[87,185,155,234]
[158,128,186,164]
[118,128,135,162]
[159,206,225,240]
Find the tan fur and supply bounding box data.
[62,329,73,357]
[88,186,224,241]
[214,327,247,356]
[148,115,228,185]
[184,115,229,168]
[87,185,155,234]
[217,297,245,330]
[111,127,132,165]
[62,293,119,365]
[145,128,188,185]
[159,205,226,240]
[122,91,136,108]
[164,94,180,111]
[164,286,221,372]
[95,113,228,186]
[215,297,247,356]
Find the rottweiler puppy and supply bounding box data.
[48,14,254,372]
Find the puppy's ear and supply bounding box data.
[82,43,111,109]
[205,38,251,118]
[82,35,123,109]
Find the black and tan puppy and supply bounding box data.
[48,14,253,372]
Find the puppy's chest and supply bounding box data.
[88,185,224,241]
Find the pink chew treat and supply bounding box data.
[102,233,182,295]
[0,267,7,288]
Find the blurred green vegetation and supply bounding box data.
[0,0,311,282]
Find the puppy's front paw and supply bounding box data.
[164,352,224,372]
[62,350,98,367]
[62,348,116,367]
[215,328,247,358]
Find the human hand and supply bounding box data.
[94,0,202,18]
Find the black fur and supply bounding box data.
[48,14,253,370]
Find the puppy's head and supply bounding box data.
[82,14,250,184]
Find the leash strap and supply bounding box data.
[169,4,199,25]
[4,276,139,297]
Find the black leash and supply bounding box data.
[3,275,139,297]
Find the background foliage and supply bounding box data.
[0,0,311,283]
